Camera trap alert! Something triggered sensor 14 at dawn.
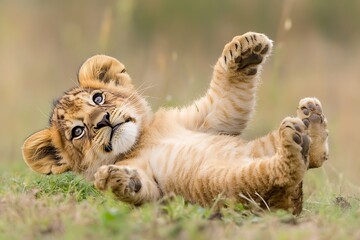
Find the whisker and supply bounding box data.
[137,83,158,94]
[36,107,51,122]
[69,77,80,88]
[136,84,158,98]
[141,95,160,100]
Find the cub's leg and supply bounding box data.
[290,98,330,215]
[246,98,328,214]
[297,97,329,168]
[94,162,161,205]
[180,118,309,211]
[263,117,309,188]
[250,117,309,211]
[177,32,273,135]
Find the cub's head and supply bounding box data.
[22,55,151,179]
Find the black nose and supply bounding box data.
[95,112,111,129]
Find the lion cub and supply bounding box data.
[23,32,329,214]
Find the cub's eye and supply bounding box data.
[93,92,105,105]
[72,126,85,139]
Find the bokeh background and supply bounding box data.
[1,0,359,191]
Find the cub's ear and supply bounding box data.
[22,128,70,175]
[78,55,132,88]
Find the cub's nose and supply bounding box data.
[95,112,111,129]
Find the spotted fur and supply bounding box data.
[22,32,329,214]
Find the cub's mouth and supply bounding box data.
[104,117,136,153]
[104,122,123,152]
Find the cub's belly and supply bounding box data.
[145,134,250,204]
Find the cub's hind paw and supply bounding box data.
[94,165,142,199]
[221,32,273,75]
[297,98,329,168]
[297,98,326,127]
[279,117,310,165]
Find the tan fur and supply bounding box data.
[22,32,329,214]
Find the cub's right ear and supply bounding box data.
[22,128,70,175]
[78,55,132,89]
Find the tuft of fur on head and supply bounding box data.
[22,55,152,179]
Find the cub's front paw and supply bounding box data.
[297,98,329,168]
[221,32,273,75]
[94,165,142,200]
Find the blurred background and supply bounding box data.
[1,0,359,192]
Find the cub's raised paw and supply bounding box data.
[297,97,326,128]
[94,165,142,200]
[297,98,329,168]
[279,117,310,166]
[221,32,273,75]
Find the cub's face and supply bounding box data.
[22,55,151,179]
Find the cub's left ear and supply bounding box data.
[78,55,132,88]
[22,128,70,175]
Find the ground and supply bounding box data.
[0,169,359,240]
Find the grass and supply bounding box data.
[1,1,359,239]
[1,169,359,240]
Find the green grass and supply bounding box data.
[0,170,359,240]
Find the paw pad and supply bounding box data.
[260,45,269,55]
[297,98,325,126]
[128,177,142,193]
[292,132,302,145]
[235,53,263,70]
[300,134,311,160]
[254,44,262,52]
[280,117,310,162]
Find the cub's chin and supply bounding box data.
[109,122,139,156]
